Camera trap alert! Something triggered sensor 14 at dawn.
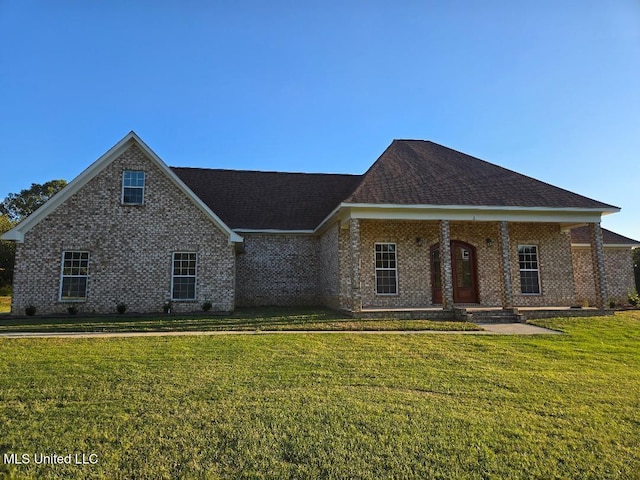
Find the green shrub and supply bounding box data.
[202,301,212,312]
[163,301,173,314]
[24,305,36,316]
[67,305,78,315]
[628,290,639,307]
[117,303,128,314]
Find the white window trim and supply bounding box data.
[517,244,541,295]
[374,242,398,296]
[171,252,197,301]
[121,170,145,205]
[59,251,90,302]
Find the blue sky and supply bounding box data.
[1,1,639,240]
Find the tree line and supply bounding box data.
[0,180,67,288]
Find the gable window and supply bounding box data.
[518,245,541,294]
[172,252,197,300]
[375,243,398,295]
[60,251,89,301]
[122,170,145,205]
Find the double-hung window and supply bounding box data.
[172,253,197,300]
[122,170,145,205]
[60,251,89,301]
[375,243,398,295]
[518,245,541,294]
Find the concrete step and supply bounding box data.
[466,310,524,324]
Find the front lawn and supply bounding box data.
[0,296,10,314]
[1,312,639,479]
[0,307,480,333]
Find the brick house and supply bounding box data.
[3,131,638,316]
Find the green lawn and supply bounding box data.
[0,296,10,314]
[0,307,480,333]
[1,313,639,479]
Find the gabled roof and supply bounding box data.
[345,140,619,210]
[171,167,361,231]
[1,132,242,243]
[570,226,640,246]
[2,136,622,238]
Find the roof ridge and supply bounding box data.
[170,166,361,177]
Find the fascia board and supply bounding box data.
[234,229,315,235]
[313,203,619,234]
[130,133,243,244]
[341,204,613,224]
[344,203,620,214]
[1,132,138,243]
[572,243,640,248]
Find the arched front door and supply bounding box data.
[430,241,479,304]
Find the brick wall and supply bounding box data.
[338,223,352,310]
[352,220,577,309]
[236,233,321,306]
[11,144,236,315]
[572,246,635,306]
[319,223,340,309]
[508,223,575,306]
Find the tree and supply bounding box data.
[0,214,16,288]
[0,179,67,223]
[0,180,67,288]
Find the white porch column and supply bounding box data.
[589,222,609,309]
[499,221,514,309]
[439,220,454,309]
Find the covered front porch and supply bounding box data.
[340,215,611,315]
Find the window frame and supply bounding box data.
[374,242,398,296]
[517,245,541,295]
[59,251,90,302]
[121,170,146,205]
[171,252,197,301]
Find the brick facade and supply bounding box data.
[319,223,340,309]
[508,223,575,307]
[347,219,578,309]
[236,233,321,307]
[572,246,635,307]
[11,144,236,315]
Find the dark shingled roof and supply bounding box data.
[570,226,640,245]
[346,140,618,209]
[171,167,362,230]
[171,140,619,231]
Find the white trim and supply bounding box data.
[374,242,398,296]
[1,131,243,244]
[312,203,618,235]
[170,252,197,301]
[517,245,541,295]
[346,206,608,224]
[234,229,315,234]
[59,250,90,302]
[343,203,620,213]
[121,169,146,205]
[572,243,640,248]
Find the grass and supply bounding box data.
[0,296,10,314]
[0,312,638,479]
[0,307,480,333]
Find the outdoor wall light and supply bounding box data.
[485,238,493,247]
[416,237,424,246]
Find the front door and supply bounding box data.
[430,241,478,304]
